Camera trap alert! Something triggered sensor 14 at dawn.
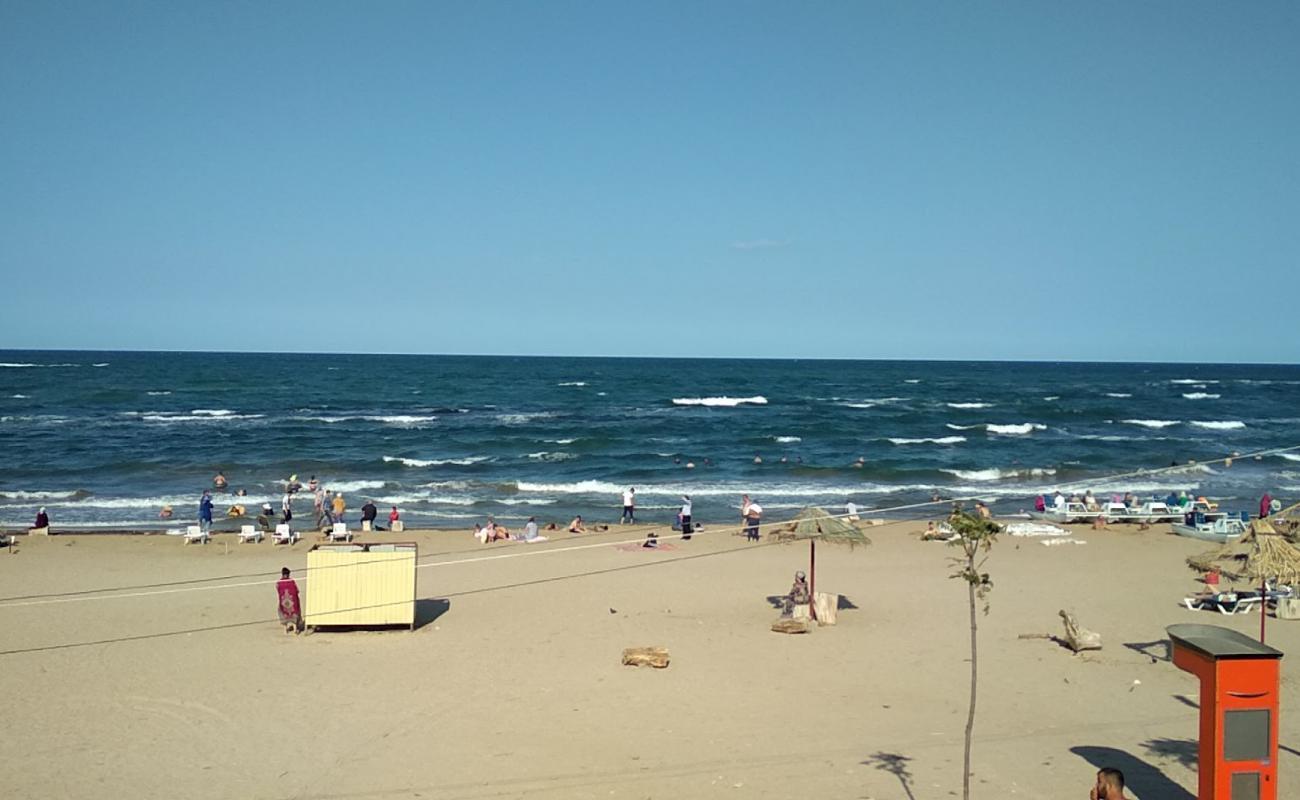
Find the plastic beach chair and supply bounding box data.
[329,523,352,542]
[237,524,264,544]
[273,524,299,545]
[184,525,209,545]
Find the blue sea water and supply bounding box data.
[2,351,1299,531]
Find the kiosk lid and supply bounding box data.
[1167,624,1283,660]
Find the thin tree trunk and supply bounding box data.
[963,556,977,800]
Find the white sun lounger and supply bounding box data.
[329,523,352,542]
[238,524,264,544]
[184,525,209,545]
[273,524,299,545]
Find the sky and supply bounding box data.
[1,1,1297,362]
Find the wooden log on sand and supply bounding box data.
[771,618,813,634]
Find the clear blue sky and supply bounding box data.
[2,2,1297,361]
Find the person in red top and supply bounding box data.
[1260,492,1273,519]
[389,506,400,524]
[276,567,302,634]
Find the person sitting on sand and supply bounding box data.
[568,515,586,534]
[389,506,400,526]
[782,571,811,617]
[1089,767,1127,800]
[32,507,50,532]
[276,567,302,634]
[544,522,558,531]
[520,516,541,542]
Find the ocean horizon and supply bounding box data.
[3,349,1298,530]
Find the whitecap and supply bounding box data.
[146,391,172,396]
[986,423,1046,435]
[544,438,578,445]
[1190,420,1247,430]
[904,379,922,384]
[0,489,83,501]
[557,381,587,387]
[326,479,388,493]
[525,451,577,461]
[140,412,265,422]
[91,363,109,367]
[382,455,490,467]
[775,436,802,443]
[672,396,768,407]
[496,412,555,424]
[1182,393,1221,400]
[1278,454,1300,462]
[1170,379,1220,385]
[887,436,966,445]
[1105,393,1132,398]
[363,414,438,426]
[0,363,39,368]
[1122,419,1180,429]
[10,394,29,399]
[947,402,993,409]
[842,402,877,409]
[941,468,1057,482]
[946,423,980,431]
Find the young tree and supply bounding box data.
[947,505,1000,800]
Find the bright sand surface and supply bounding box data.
[3,520,1298,799]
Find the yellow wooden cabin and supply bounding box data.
[303,542,417,629]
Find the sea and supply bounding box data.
[2,351,1299,531]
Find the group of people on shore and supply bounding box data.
[194,471,400,537]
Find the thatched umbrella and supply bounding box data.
[785,507,871,620]
[1269,501,1300,540]
[1186,519,1300,643]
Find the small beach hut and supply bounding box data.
[304,542,418,630]
[1187,520,1300,643]
[785,507,871,621]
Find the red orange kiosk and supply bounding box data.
[1168,624,1283,800]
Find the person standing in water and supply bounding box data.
[213,471,227,491]
[621,487,636,524]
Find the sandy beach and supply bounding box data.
[2,518,1296,799]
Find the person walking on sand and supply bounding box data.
[680,495,693,540]
[198,490,214,535]
[621,487,636,524]
[741,494,762,542]
[331,492,346,524]
[276,567,302,634]
[313,486,327,527]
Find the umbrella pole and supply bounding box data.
[1261,577,1268,644]
[809,539,817,622]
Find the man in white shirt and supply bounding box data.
[621,487,636,524]
[845,501,860,522]
[741,494,762,541]
[680,495,693,540]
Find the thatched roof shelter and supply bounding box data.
[780,507,870,622]
[1187,519,1300,584]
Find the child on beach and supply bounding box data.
[276,567,302,634]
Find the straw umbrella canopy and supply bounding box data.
[784,507,871,619]
[1269,501,1300,540]
[1186,519,1300,642]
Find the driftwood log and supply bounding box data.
[621,646,670,668]
[1017,610,1102,654]
[771,618,813,634]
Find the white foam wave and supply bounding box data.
[904,379,922,384]
[774,436,802,443]
[1105,393,1132,398]
[1170,379,1219,385]
[366,415,438,426]
[672,396,768,407]
[1043,396,1060,401]
[1122,419,1180,429]
[496,412,556,424]
[0,363,38,367]
[383,455,491,467]
[947,402,993,409]
[325,479,388,493]
[842,403,877,409]
[140,412,265,422]
[941,468,1057,482]
[526,451,576,461]
[945,423,980,431]
[986,423,1046,435]
[1190,420,1246,430]
[92,363,109,367]
[1182,393,1220,400]
[512,480,864,498]
[557,381,587,387]
[887,436,966,445]
[544,438,578,445]
[10,394,29,399]
[1277,454,1300,462]
[146,391,171,396]
[0,489,82,501]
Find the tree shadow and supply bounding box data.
[1140,738,1198,771]
[1125,639,1171,662]
[861,751,916,800]
[1070,745,1194,800]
